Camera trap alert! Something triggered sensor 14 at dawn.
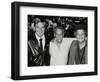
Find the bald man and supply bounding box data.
[28,22,50,66]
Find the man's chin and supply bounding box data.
[37,34,44,37]
[57,40,62,43]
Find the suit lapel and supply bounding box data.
[76,41,87,64]
[32,34,40,51]
[75,41,81,64]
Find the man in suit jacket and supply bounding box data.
[28,22,50,66]
[68,25,87,65]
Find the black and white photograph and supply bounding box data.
[11,2,97,80]
[28,15,88,66]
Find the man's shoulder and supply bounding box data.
[28,39,36,46]
[71,40,78,46]
[50,39,57,48]
[28,34,38,46]
[63,37,76,41]
[63,38,76,44]
[50,38,55,43]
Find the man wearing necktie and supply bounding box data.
[39,38,44,65]
[28,22,50,66]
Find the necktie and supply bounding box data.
[39,38,43,52]
[39,38,44,65]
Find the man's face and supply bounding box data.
[35,22,45,37]
[76,29,86,43]
[55,29,64,43]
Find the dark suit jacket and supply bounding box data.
[28,33,50,66]
[68,40,87,65]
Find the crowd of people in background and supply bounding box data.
[28,15,88,66]
[28,15,87,42]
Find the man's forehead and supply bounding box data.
[77,29,85,33]
[56,29,63,34]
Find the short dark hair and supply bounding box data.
[34,21,45,28]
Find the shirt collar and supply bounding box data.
[35,33,45,41]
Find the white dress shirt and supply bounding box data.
[35,33,45,50]
[49,38,75,65]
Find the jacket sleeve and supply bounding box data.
[67,41,76,65]
[28,40,42,66]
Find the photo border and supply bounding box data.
[11,1,98,80]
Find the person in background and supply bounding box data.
[68,24,87,65]
[28,22,50,66]
[49,26,73,65]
